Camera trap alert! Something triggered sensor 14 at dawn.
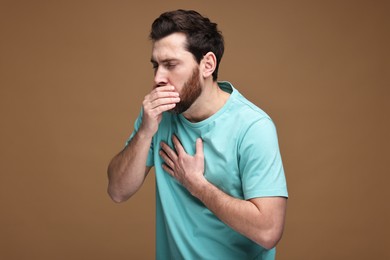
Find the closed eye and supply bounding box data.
[166,63,176,70]
[151,61,158,70]
[150,59,179,71]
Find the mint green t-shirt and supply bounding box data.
[129,82,288,260]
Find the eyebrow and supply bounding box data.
[150,58,180,64]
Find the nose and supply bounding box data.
[154,67,168,87]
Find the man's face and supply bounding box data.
[151,33,203,114]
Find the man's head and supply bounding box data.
[150,9,224,81]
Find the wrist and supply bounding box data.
[137,124,156,140]
[189,177,210,199]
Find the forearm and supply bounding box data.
[107,129,152,203]
[194,180,286,249]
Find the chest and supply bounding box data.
[155,117,245,199]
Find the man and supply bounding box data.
[107,9,288,260]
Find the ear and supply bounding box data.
[201,52,217,79]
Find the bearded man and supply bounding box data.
[107,9,288,260]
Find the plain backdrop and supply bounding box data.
[0,0,389,259]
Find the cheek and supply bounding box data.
[171,81,184,94]
[170,73,191,92]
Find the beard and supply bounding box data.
[170,67,202,114]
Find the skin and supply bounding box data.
[107,32,287,249]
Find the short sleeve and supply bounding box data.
[125,108,154,167]
[238,118,288,200]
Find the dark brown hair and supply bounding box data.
[150,9,224,81]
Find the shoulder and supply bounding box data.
[227,85,272,128]
[221,84,279,146]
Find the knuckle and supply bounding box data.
[142,99,150,107]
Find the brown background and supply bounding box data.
[1,0,389,259]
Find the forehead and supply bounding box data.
[151,33,193,62]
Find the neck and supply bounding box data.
[182,80,230,122]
